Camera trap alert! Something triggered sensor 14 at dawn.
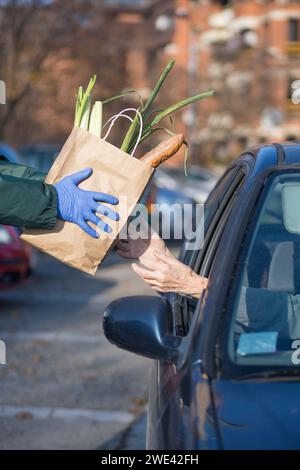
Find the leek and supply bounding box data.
[75,86,82,125]
[102,89,136,104]
[74,75,96,128]
[79,94,91,131]
[120,59,175,153]
[150,90,214,127]
[73,60,214,173]
[89,101,103,138]
[127,90,214,154]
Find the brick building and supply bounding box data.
[106,0,300,165]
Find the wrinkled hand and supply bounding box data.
[132,250,208,299]
[54,168,119,238]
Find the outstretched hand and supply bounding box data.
[132,250,208,299]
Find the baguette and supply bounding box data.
[140,134,184,168]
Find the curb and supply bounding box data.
[98,412,147,451]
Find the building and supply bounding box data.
[106,0,300,165]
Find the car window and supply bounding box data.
[195,170,245,277]
[227,171,300,369]
[200,180,244,277]
[175,166,246,336]
[180,165,241,266]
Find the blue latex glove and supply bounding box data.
[54,168,119,238]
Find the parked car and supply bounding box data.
[155,165,217,205]
[0,142,22,163]
[0,142,33,288]
[18,144,61,173]
[0,225,31,287]
[104,142,300,450]
[152,165,217,239]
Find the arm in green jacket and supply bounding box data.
[0,156,46,181]
[0,157,57,229]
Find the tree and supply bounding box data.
[0,0,125,144]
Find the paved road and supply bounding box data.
[0,250,154,450]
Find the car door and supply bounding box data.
[147,164,248,450]
[207,168,300,449]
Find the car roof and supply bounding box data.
[236,141,300,179]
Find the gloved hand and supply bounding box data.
[54,168,119,238]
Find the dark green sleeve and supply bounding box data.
[0,156,46,181]
[0,173,58,229]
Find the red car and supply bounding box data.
[0,225,32,288]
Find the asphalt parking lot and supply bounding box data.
[0,250,153,450]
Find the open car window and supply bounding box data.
[227,171,300,369]
[180,165,240,264]
[175,166,246,336]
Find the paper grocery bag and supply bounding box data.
[21,127,154,275]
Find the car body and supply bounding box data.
[18,144,61,173]
[0,142,22,163]
[0,143,33,288]
[0,225,31,287]
[155,165,218,205]
[104,142,300,450]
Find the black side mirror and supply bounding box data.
[103,296,182,362]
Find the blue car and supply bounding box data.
[0,142,21,163]
[104,142,300,450]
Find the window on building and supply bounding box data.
[104,0,144,4]
[287,76,294,100]
[287,75,300,102]
[289,18,300,42]
[212,0,231,6]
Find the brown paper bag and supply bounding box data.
[21,127,154,275]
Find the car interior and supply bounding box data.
[231,174,300,366]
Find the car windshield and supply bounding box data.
[228,171,300,369]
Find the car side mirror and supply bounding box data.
[103,296,182,362]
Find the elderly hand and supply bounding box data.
[132,250,208,299]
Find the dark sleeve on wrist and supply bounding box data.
[0,155,47,181]
[0,173,58,229]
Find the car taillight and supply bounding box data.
[0,227,12,244]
